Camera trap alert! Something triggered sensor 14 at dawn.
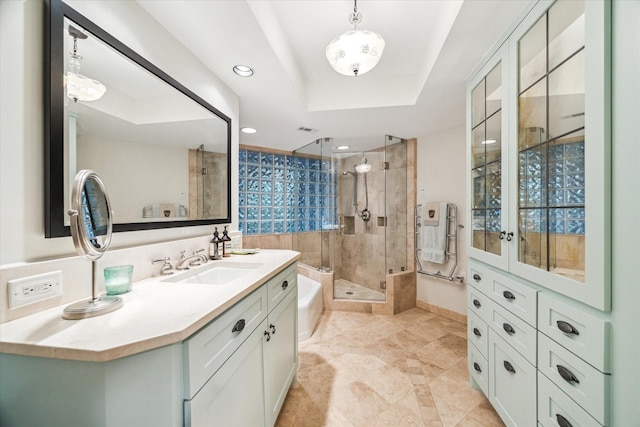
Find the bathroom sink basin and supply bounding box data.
[164,262,263,285]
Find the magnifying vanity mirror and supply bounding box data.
[45,0,232,238]
[63,169,123,320]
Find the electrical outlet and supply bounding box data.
[8,271,63,309]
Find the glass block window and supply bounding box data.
[238,148,337,235]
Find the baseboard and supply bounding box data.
[416,299,467,324]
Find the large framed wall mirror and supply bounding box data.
[45,0,232,237]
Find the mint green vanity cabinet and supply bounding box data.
[467,1,612,425]
[184,262,298,427]
[0,261,298,427]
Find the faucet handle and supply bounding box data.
[152,257,174,275]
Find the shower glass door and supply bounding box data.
[332,136,407,301]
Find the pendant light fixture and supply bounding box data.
[66,25,106,103]
[326,0,385,77]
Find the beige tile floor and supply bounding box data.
[276,308,505,427]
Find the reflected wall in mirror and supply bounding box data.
[45,0,231,237]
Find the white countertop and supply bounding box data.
[0,250,299,362]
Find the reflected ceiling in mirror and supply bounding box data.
[46,0,231,237]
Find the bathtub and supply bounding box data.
[297,274,323,341]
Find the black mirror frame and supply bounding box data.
[44,0,232,238]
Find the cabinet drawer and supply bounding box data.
[538,373,603,427]
[490,271,537,327]
[489,333,537,427]
[468,261,492,294]
[488,299,537,365]
[185,319,267,427]
[467,310,488,358]
[468,342,488,396]
[538,293,610,373]
[538,333,610,425]
[468,284,490,322]
[267,263,296,312]
[183,285,268,398]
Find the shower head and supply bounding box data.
[343,170,356,176]
[355,158,371,174]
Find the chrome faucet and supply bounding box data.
[152,257,174,276]
[176,249,208,270]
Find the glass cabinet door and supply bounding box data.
[516,0,585,281]
[469,49,508,267]
[509,0,610,310]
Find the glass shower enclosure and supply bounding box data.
[292,135,407,302]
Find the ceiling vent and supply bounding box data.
[297,126,318,133]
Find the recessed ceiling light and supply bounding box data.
[241,127,257,134]
[481,139,497,145]
[336,145,350,150]
[233,65,254,77]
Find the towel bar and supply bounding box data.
[415,203,464,282]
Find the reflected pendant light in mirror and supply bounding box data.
[63,170,123,320]
[66,25,106,102]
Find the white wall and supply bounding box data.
[0,0,239,265]
[416,125,467,315]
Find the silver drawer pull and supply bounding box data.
[556,320,579,335]
[473,327,482,337]
[502,323,515,334]
[473,273,481,282]
[502,290,516,300]
[264,330,271,342]
[231,319,246,333]
[555,414,573,427]
[473,362,482,373]
[281,280,289,290]
[473,299,481,308]
[503,360,516,374]
[557,365,580,384]
[270,323,276,334]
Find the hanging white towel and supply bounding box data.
[420,202,448,264]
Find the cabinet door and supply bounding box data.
[508,0,611,310]
[489,333,537,427]
[185,319,267,427]
[264,287,298,427]
[467,44,510,270]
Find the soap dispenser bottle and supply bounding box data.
[221,226,232,257]
[209,227,222,260]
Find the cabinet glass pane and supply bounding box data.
[519,145,548,208]
[486,209,501,256]
[472,80,485,128]
[549,0,585,70]
[519,14,546,91]
[519,207,547,269]
[486,162,501,210]
[519,78,547,150]
[549,50,585,138]
[472,209,486,251]
[486,63,502,118]
[472,125,487,168]
[485,112,502,164]
[473,167,486,209]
